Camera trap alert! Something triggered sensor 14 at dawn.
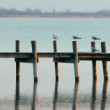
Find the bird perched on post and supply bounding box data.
[92,36,101,41]
[91,47,100,52]
[73,35,82,40]
[53,34,59,40]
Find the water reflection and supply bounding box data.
[53,80,59,110]
[72,82,79,110]
[15,81,20,110]
[31,82,38,110]
[14,81,38,110]
[101,80,109,110]
[14,79,109,110]
[91,80,97,110]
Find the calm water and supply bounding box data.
[0,18,110,110]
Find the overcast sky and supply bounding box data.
[0,0,110,12]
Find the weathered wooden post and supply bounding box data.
[73,41,79,82]
[91,42,97,80]
[16,40,20,81]
[101,42,109,80]
[31,41,38,82]
[53,40,59,81]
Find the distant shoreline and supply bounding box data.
[0,15,110,18]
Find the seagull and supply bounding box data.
[53,34,59,40]
[92,36,101,41]
[91,47,100,52]
[73,35,82,40]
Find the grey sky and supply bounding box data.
[0,0,110,12]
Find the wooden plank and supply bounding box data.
[84,58,110,61]
[54,57,74,63]
[0,52,109,60]
[37,52,73,58]
[0,52,32,58]
[53,57,110,63]
[78,52,110,60]
[78,53,110,57]
[37,52,110,59]
[15,58,39,63]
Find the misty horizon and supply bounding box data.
[0,7,110,17]
[0,7,110,13]
[1,0,110,12]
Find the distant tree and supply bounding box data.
[0,7,110,17]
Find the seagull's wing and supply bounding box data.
[73,36,81,39]
[92,36,101,40]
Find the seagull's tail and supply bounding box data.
[77,37,82,39]
[97,38,101,40]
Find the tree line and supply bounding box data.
[0,8,110,17]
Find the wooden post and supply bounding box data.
[91,42,97,80]
[16,40,20,81]
[53,40,59,81]
[101,42,109,80]
[31,41,38,82]
[73,41,79,82]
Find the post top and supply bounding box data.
[16,40,20,42]
[101,42,106,44]
[31,41,36,43]
[72,41,77,43]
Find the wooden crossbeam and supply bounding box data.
[0,52,32,58]
[54,57,74,63]
[37,52,73,58]
[15,58,39,63]
[0,52,109,61]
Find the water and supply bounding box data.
[0,18,110,110]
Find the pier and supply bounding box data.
[0,40,109,82]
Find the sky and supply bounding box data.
[0,0,110,12]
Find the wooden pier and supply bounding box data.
[0,40,110,82]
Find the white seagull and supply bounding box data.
[91,47,100,52]
[53,34,59,40]
[92,36,101,41]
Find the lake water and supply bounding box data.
[0,18,110,110]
